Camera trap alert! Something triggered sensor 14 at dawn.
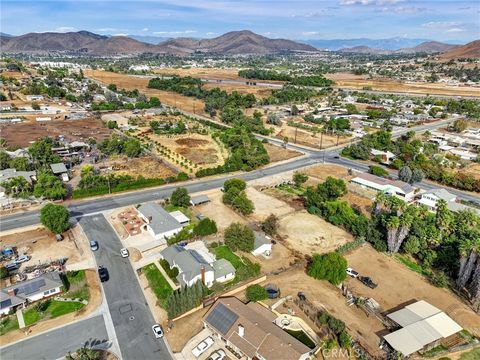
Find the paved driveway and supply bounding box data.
[80,214,172,360]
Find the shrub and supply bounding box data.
[308,252,347,285]
[193,218,217,236]
[261,214,279,236]
[170,187,190,207]
[224,223,254,252]
[245,285,268,302]
[430,271,449,288]
[40,203,70,234]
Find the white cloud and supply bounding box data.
[378,6,427,14]
[53,26,77,33]
[302,31,320,36]
[422,21,459,29]
[141,28,149,32]
[446,28,465,33]
[113,33,129,37]
[421,21,472,34]
[206,32,217,36]
[95,27,126,33]
[340,0,404,5]
[153,30,197,35]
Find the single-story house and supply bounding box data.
[190,194,210,206]
[252,232,272,257]
[204,297,312,360]
[0,272,63,315]
[169,210,190,225]
[0,168,37,184]
[160,243,235,288]
[383,300,462,357]
[50,163,69,182]
[371,149,396,165]
[351,173,415,201]
[137,203,183,243]
[417,189,456,211]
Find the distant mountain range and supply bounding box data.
[0,30,316,55]
[0,30,476,58]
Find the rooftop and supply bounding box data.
[138,202,182,235]
[50,162,68,174]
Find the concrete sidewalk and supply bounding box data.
[16,309,25,329]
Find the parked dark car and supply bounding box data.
[359,276,377,289]
[98,266,109,282]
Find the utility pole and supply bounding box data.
[294,127,298,144]
[319,130,324,163]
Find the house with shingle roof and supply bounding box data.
[204,297,313,360]
[137,202,184,243]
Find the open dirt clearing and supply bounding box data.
[153,67,243,81]
[304,164,352,183]
[245,187,295,221]
[191,190,247,231]
[461,163,480,180]
[344,245,480,336]
[97,155,177,179]
[166,307,209,353]
[278,211,353,255]
[202,82,273,98]
[262,269,385,357]
[0,117,111,148]
[326,72,480,97]
[85,70,207,115]
[264,143,302,163]
[274,125,351,149]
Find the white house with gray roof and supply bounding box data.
[0,272,63,315]
[137,202,184,243]
[160,243,235,288]
[0,168,37,185]
[252,232,272,257]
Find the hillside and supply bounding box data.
[338,46,391,55]
[398,41,459,54]
[0,30,317,55]
[439,40,480,60]
[156,30,317,55]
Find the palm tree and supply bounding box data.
[456,239,479,290]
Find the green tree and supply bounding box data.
[170,187,190,207]
[31,101,40,110]
[107,83,117,92]
[223,178,246,192]
[2,176,32,198]
[411,168,424,183]
[193,218,217,236]
[28,138,60,168]
[9,157,31,171]
[307,252,347,285]
[232,192,255,215]
[261,214,279,236]
[33,172,67,200]
[316,177,347,201]
[66,348,100,360]
[345,104,358,114]
[398,166,413,183]
[123,138,142,157]
[106,120,118,129]
[224,223,255,252]
[452,119,467,133]
[40,203,70,234]
[0,151,11,170]
[293,172,309,187]
[245,284,268,302]
[368,165,389,178]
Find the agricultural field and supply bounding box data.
[0,117,111,149]
[153,67,243,81]
[326,72,480,97]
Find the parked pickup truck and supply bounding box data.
[358,276,377,289]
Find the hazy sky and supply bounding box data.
[1,0,479,42]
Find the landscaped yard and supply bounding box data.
[213,245,243,269]
[63,270,90,301]
[143,263,173,307]
[23,299,85,327]
[0,315,19,336]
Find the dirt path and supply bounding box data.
[0,270,102,346]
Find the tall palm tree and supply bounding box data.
[457,239,479,290]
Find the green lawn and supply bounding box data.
[143,264,173,307]
[163,204,194,220]
[460,348,480,360]
[0,315,19,336]
[23,300,85,327]
[213,246,243,269]
[396,255,431,277]
[63,270,90,301]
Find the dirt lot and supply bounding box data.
[96,155,177,179]
[461,163,480,180]
[191,190,246,231]
[326,72,480,98]
[153,67,243,81]
[264,143,302,163]
[278,211,353,255]
[244,187,295,222]
[344,245,480,337]
[274,124,351,149]
[242,241,299,275]
[304,164,352,183]
[0,227,91,272]
[261,268,386,357]
[203,82,273,98]
[148,133,228,167]
[0,117,111,148]
[85,70,207,116]
[166,307,209,353]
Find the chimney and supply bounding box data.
[201,266,205,285]
[7,288,16,297]
[238,324,244,337]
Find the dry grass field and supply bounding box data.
[263,143,302,162]
[326,72,480,97]
[244,187,295,221]
[0,117,111,148]
[202,82,273,98]
[461,163,480,180]
[97,155,177,179]
[153,67,243,81]
[85,70,207,115]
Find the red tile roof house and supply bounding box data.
[203,297,314,360]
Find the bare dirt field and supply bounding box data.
[0,227,90,271]
[264,143,302,163]
[97,155,177,179]
[326,72,480,97]
[278,211,353,255]
[261,269,386,357]
[85,70,207,116]
[245,187,295,222]
[274,124,351,149]
[242,241,298,275]
[166,307,209,353]
[304,164,352,182]
[203,82,273,98]
[0,117,111,148]
[148,133,228,167]
[342,192,373,216]
[344,245,480,337]
[192,190,247,231]
[153,67,243,81]
[461,163,480,180]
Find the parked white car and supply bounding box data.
[120,248,129,258]
[152,324,163,339]
[192,336,214,357]
[15,255,31,263]
[208,349,226,360]
[346,267,359,278]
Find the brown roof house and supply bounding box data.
[203,297,313,360]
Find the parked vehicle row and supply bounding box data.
[346,267,378,289]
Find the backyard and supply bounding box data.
[142,263,173,307]
[23,300,85,327]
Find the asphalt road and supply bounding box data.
[80,215,172,360]
[0,315,109,360]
